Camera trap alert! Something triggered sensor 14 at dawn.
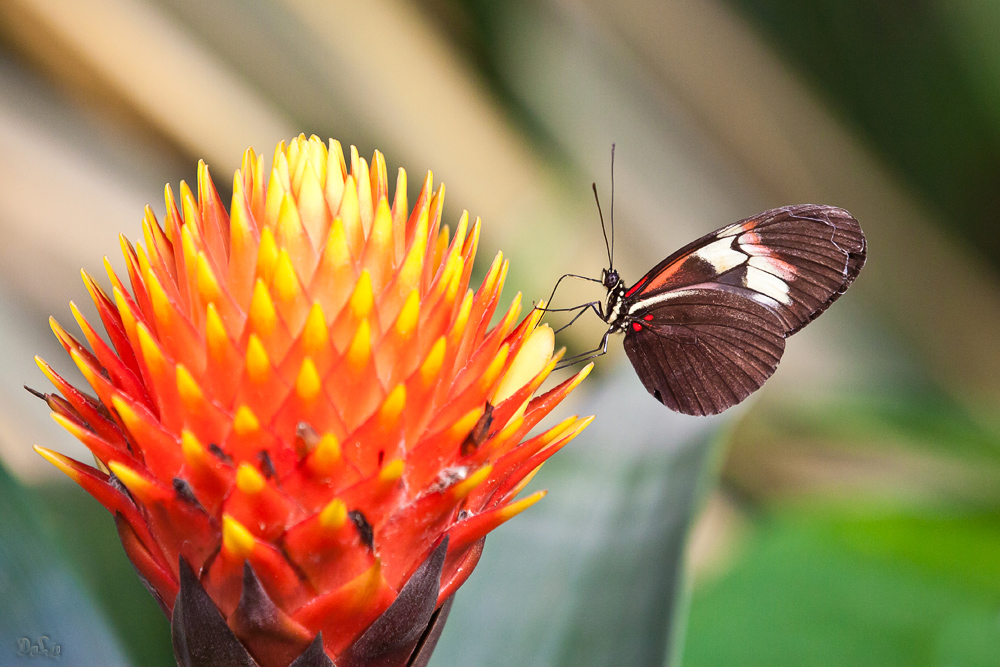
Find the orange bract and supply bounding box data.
[34,135,591,666]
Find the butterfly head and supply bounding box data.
[601,268,620,291]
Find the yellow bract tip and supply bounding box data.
[118,233,133,264]
[111,395,140,433]
[277,194,304,242]
[146,271,173,328]
[222,514,255,559]
[498,489,548,520]
[80,267,99,296]
[249,280,277,337]
[419,337,447,385]
[233,405,260,436]
[256,227,279,283]
[394,290,420,338]
[378,458,405,484]
[398,235,425,288]
[379,384,406,425]
[136,323,166,378]
[569,362,595,391]
[445,257,464,301]
[449,407,485,441]
[205,303,229,361]
[272,250,301,304]
[48,316,68,343]
[68,347,99,387]
[35,355,57,385]
[452,291,473,336]
[33,445,74,477]
[543,415,593,453]
[50,412,84,438]
[230,187,254,246]
[349,271,375,320]
[319,498,348,529]
[112,286,137,333]
[346,319,371,373]
[439,249,461,291]
[179,226,198,281]
[483,251,503,292]
[181,430,208,466]
[541,415,579,446]
[451,464,492,499]
[324,219,352,269]
[196,253,221,305]
[338,175,360,228]
[525,297,546,331]
[296,357,322,402]
[497,414,525,443]
[176,364,204,407]
[245,335,271,384]
[500,292,522,332]
[107,460,154,498]
[480,344,510,392]
[310,433,341,475]
[370,198,392,245]
[68,300,85,326]
[235,462,266,494]
[302,303,328,355]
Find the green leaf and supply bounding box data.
[683,504,1000,667]
[32,479,175,666]
[430,371,728,666]
[0,458,131,665]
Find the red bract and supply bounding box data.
[34,136,592,666]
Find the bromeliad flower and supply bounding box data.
[32,135,592,667]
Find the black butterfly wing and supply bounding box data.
[625,204,866,335]
[619,205,865,414]
[622,287,786,415]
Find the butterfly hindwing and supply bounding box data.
[622,287,786,416]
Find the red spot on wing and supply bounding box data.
[632,322,643,331]
[643,314,654,321]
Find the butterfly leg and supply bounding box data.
[552,301,604,334]
[537,272,603,312]
[555,330,611,370]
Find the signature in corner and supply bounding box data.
[17,636,61,658]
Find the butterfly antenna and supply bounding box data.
[592,183,612,270]
[609,143,616,270]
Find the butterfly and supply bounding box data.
[547,158,867,416]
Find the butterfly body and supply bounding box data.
[589,204,866,416]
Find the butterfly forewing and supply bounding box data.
[619,204,866,414]
[623,287,785,415]
[728,205,866,333]
[627,205,866,333]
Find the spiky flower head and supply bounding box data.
[33,136,592,667]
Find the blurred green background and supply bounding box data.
[1,0,1000,665]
